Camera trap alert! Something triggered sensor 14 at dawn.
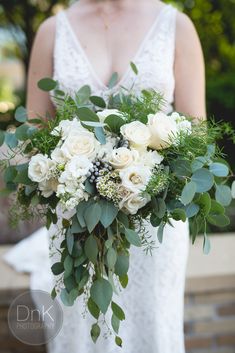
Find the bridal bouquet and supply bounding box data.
[0,74,234,345]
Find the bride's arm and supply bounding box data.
[26,17,56,119]
[174,13,206,120]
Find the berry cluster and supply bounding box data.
[116,137,129,149]
[87,160,113,184]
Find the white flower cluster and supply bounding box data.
[28,109,191,214]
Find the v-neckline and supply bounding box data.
[61,4,170,90]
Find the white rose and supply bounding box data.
[39,178,59,198]
[119,165,151,192]
[120,121,151,149]
[147,112,178,150]
[61,131,99,160]
[97,109,124,123]
[51,118,85,139]
[119,192,150,215]
[65,155,92,179]
[51,147,68,164]
[109,147,139,169]
[28,154,56,183]
[138,149,164,168]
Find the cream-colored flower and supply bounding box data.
[119,192,150,215]
[51,118,85,139]
[61,131,99,160]
[109,147,139,170]
[119,165,151,192]
[148,112,177,150]
[51,147,68,164]
[65,155,92,179]
[97,109,124,123]
[28,154,55,183]
[120,121,151,149]
[38,178,59,198]
[138,149,164,168]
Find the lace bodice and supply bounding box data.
[53,4,177,112]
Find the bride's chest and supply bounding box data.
[53,9,176,107]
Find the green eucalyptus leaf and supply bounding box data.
[215,184,232,206]
[94,127,106,145]
[74,253,87,267]
[181,181,197,205]
[115,253,129,276]
[84,235,98,263]
[111,314,120,334]
[130,61,138,75]
[191,157,207,172]
[90,323,101,343]
[191,168,214,193]
[60,288,74,306]
[107,248,117,269]
[90,278,113,314]
[125,228,141,247]
[153,198,166,218]
[115,336,123,347]
[77,107,99,122]
[84,203,102,233]
[171,208,187,222]
[209,163,229,177]
[15,106,28,122]
[84,180,96,195]
[207,214,230,227]
[171,159,191,177]
[75,85,91,105]
[5,133,18,148]
[119,274,128,288]
[38,78,57,91]
[4,166,17,183]
[66,228,74,255]
[51,262,64,275]
[203,233,211,255]
[64,255,73,274]
[15,124,30,141]
[88,297,100,319]
[100,200,119,228]
[108,72,118,89]
[157,222,165,243]
[0,130,5,146]
[197,192,211,216]
[185,203,200,218]
[210,200,225,215]
[90,95,106,108]
[104,115,125,133]
[14,168,32,185]
[111,302,125,321]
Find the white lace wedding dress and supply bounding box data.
[4,4,189,353]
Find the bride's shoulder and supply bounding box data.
[175,10,202,53]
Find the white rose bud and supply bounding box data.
[109,147,139,170]
[51,118,86,139]
[28,154,55,183]
[120,121,151,149]
[148,112,177,150]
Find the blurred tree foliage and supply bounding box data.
[0,0,70,70]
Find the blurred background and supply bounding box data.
[0,1,234,353]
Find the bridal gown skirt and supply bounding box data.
[5,219,189,353]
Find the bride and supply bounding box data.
[10,0,206,352]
